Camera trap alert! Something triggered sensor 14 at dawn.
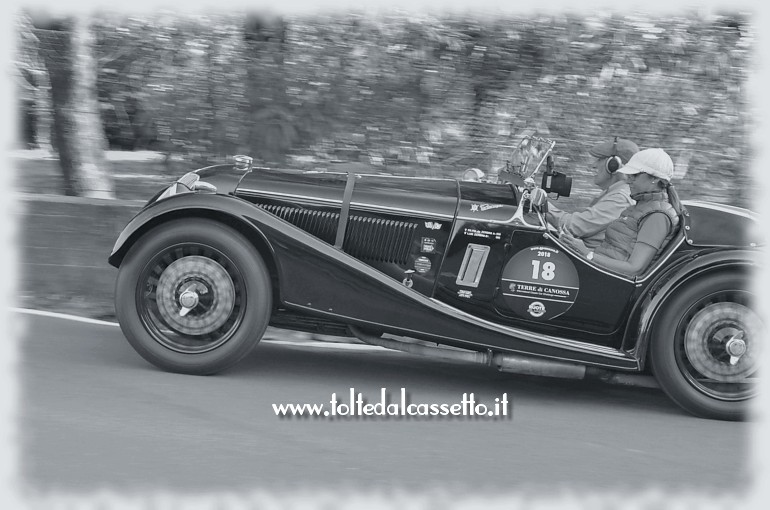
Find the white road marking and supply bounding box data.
[8,308,384,351]
[8,308,658,388]
[10,307,121,327]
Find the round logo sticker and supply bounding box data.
[500,246,579,320]
[527,301,546,318]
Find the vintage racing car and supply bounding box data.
[109,137,763,421]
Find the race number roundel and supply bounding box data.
[500,246,579,321]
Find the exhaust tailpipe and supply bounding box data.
[492,353,586,379]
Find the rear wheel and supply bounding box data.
[115,218,272,374]
[650,272,761,420]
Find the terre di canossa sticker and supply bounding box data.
[500,246,579,320]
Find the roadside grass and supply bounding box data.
[13,150,181,200]
[17,292,119,321]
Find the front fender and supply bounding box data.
[624,249,760,366]
[108,193,279,268]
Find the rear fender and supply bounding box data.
[624,249,759,367]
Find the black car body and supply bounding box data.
[109,140,763,420]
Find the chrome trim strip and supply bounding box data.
[634,237,686,283]
[350,202,455,220]
[354,175,455,182]
[300,171,455,182]
[238,188,342,205]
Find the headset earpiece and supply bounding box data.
[606,155,622,173]
[605,136,621,174]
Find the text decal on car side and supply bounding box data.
[500,246,580,320]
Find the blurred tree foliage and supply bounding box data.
[17,10,752,206]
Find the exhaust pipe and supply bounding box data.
[349,327,493,365]
[350,327,589,380]
[348,327,658,388]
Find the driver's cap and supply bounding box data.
[588,138,639,164]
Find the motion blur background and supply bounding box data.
[13,9,754,207]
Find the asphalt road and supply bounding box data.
[16,310,752,496]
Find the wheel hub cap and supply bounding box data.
[156,256,235,336]
[179,287,200,314]
[725,336,747,362]
[684,302,762,383]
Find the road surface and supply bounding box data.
[16,310,751,497]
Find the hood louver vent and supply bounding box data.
[258,204,339,244]
[257,204,416,265]
[343,217,417,264]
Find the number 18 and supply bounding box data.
[531,260,556,281]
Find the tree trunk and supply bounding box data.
[32,68,53,152]
[35,17,113,199]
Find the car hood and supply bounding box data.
[235,168,462,219]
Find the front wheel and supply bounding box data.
[650,272,762,420]
[115,218,272,374]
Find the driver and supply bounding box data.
[547,138,639,249]
[560,148,682,277]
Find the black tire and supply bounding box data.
[650,272,761,420]
[115,218,272,374]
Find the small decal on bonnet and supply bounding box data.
[470,203,504,213]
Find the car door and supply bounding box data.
[491,229,639,341]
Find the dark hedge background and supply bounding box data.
[17,10,754,208]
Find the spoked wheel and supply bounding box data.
[116,219,272,374]
[650,272,761,420]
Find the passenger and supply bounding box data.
[547,137,639,249]
[559,148,682,276]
